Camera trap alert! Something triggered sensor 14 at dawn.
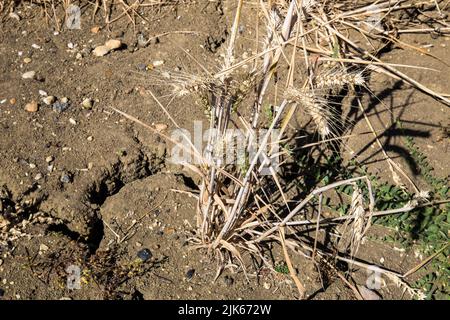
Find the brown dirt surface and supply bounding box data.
[0,1,448,300]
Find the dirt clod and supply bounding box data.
[24,101,38,112]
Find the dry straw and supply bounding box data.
[111,0,449,299]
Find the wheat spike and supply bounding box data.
[285,86,331,137]
[349,183,366,257]
[316,68,365,89]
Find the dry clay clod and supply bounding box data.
[93,39,122,57]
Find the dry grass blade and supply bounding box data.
[279,227,306,299]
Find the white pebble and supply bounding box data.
[152,60,164,67]
[42,96,56,105]
[92,45,111,57]
[69,118,77,125]
[31,44,41,49]
[39,90,47,96]
[82,98,93,109]
[22,71,36,79]
[105,39,122,50]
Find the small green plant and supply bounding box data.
[350,137,448,299]
[404,136,448,198]
[295,145,448,299]
[402,136,449,300]
[263,103,274,123]
[274,263,289,275]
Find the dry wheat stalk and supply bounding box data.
[109,0,449,298]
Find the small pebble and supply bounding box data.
[9,98,16,105]
[93,45,110,57]
[185,269,195,280]
[52,101,69,112]
[263,282,271,290]
[154,123,167,132]
[152,60,164,67]
[38,90,47,96]
[31,44,41,49]
[81,98,93,110]
[34,173,43,181]
[43,96,56,105]
[29,163,36,169]
[69,118,77,125]
[87,136,93,142]
[76,53,83,60]
[60,97,69,104]
[22,71,36,79]
[67,42,75,49]
[25,101,38,112]
[136,63,146,71]
[105,39,122,50]
[23,57,31,64]
[90,26,100,34]
[60,173,72,184]
[137,248,152,262]
[137,33,148,48]
[45,156,54,163]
